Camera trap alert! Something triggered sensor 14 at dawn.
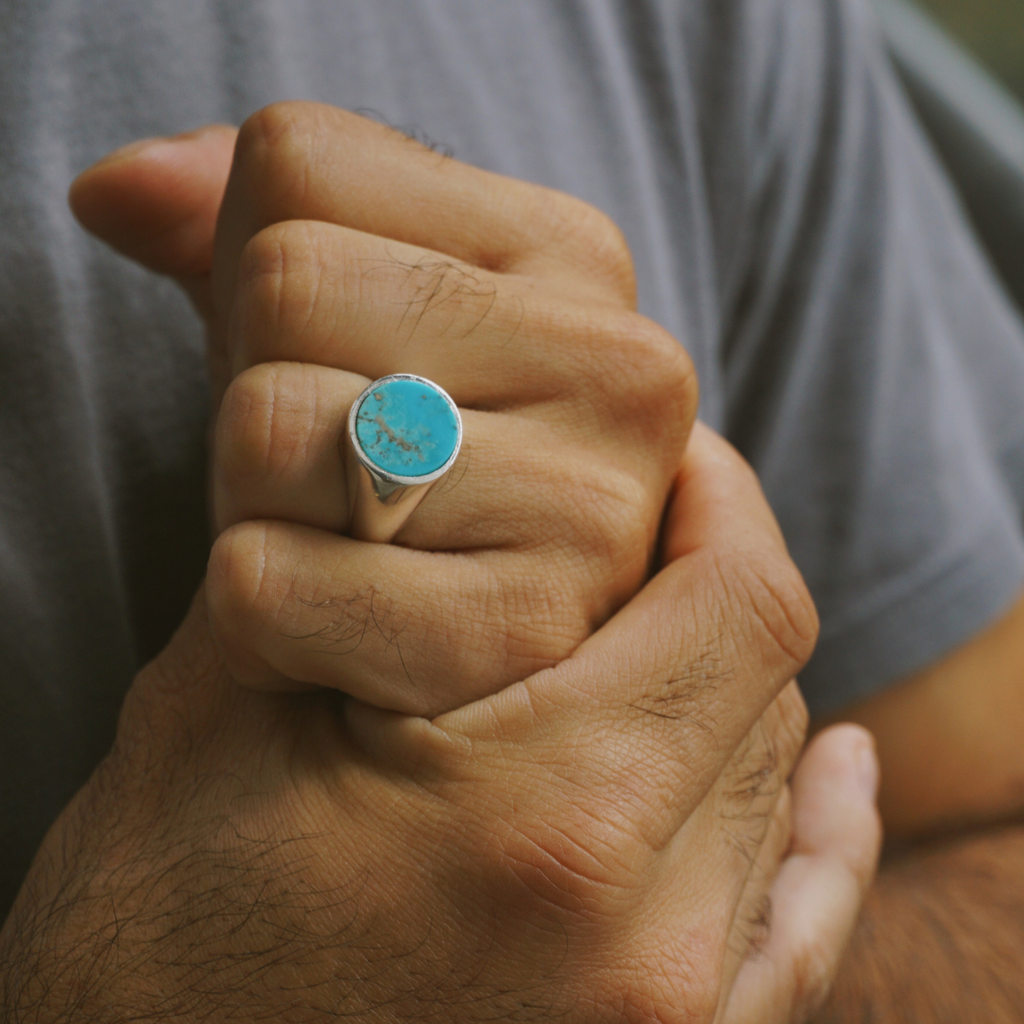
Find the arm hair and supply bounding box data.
[814,825,1024,1022]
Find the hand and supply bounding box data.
[70,106,696,717]
[0,425,880,1024]
[67,113,881,1021]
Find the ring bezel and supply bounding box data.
[347,373,464,501]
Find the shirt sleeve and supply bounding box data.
[716,0,1024,715]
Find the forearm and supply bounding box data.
[814,824,1024,1022]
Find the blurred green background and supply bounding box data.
[915,0,1024,102]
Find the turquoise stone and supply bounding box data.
[355,378,460,478]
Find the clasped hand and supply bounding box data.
[0,106,881,1023]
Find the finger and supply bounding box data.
[432,425,820,847]
[205,520,614,716]
[633,686,804,1007]
[664,683,803,941]
[228,220,690,421]
[720,725,882,1024]
[69,125,237,319]
[712,784,794,1019]
[730,784,794,959]
[213,362,367,535]
[660,421,790,564]
[214,362,659,561]
[211,102,637,325]
[666,682,805,894]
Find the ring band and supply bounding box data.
[344,374,463,542]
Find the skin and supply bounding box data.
[815,827,1024,1023]
[0,421,881,1023]
[72,112,1024,834]
[0,105,883,1022]
[76,112,698,718]
[830,590,1024,838]
[810,591,1024,1022]
[67,103,1024,1019]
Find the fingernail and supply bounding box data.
[855,740,880,801]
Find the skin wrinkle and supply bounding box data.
[272,543,587,707]
[245,105,320,220]
[259,231,292,354]
[552,770,668,874]
[631,610,727,722]
[348,246,532,367]
[303,372,321,476]
[502,814,633,913]
[481,808,628,925]
[716,547,819,671]
[514,720,668,857]
[302,245,326,343]
[626,687,797,864]
[257,366,287,483]
[700,552,814,698]
[416,553,571,675]
[249,222,335,354]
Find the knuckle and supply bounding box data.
[622,316,698,422]
[238,101,306,151]
[234,101,321,197]
[207,521,281,649]
[549,196,637,302]
[217,363,317,490]
[466,802,720,1023]
[580,312,697,448]
[235,222,324,364]
[714,547,819,678]
[562,463,653,596]
[581,208,635,294]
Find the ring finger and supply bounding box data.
[213,361,649,557]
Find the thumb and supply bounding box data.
[720,724,882,1024]
[69,124,237,318]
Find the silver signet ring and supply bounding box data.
[343,374,463,543]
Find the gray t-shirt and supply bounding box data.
[2,0,1024,914]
